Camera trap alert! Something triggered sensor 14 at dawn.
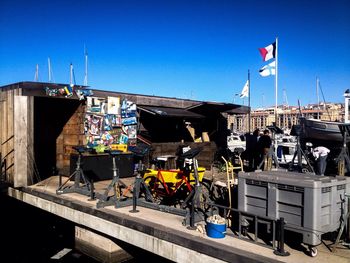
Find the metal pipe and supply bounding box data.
[274,217,290,256]
[188,201,195,229]
[58,174,62,188]
[88,179,95,201]
[129,185,139,213]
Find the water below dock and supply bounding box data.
[0,193,172,263]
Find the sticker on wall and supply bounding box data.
[118,134,129,144]
[122,116,137,126]
[101,131,114,145]
[76,89,94,100]
[85,114,103,135]
[121,99,137,118]
[86,135,102,148]
[45,87,58,96]
[128,138,137,146]
[122,125,137,139]
[104,114,121,130]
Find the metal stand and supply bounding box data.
[258,126,280,171]
[132,162,154,203]
[258,145,280,171]
[332,193,350,252]
[129,161,155,213]
[288,135,314,173]
[336,124,350,176]
[96,150,132,208]
[180,147,212,227]
[127,148,188,217]
[57,146,92,196]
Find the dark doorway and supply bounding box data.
[34,97,81,181]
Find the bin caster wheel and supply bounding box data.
[309,246,318,257]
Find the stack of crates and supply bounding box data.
[238,170,350,247]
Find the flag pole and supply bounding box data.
[275,37,278,126]
[248,69,251,133]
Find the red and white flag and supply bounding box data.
[259,42,276,61]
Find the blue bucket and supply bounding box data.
[206,221,226,238]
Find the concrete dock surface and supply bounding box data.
[7,176,350,263]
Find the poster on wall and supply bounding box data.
[85,114,103,135]
[87,97,106,114]
[84,96,138,149]
[121,99,137,118]
[104,114,121,128]
[122,116,137,126]
[123,125,137,139]
[107,96,120,114]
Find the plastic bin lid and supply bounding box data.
[238,170,350,188]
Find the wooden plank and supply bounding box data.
[27,96,34,184]
[14,95,29,187]
[3,89,9,180]
[0,90,5,174]
[7,89,14,180]
[0,90,4,151]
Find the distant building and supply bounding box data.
[229,102,344,133]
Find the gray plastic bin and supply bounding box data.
[238,170,350,247]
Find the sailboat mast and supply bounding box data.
[84,45,88,86]
[316,76,320,119]
[248,69,251,133]
[70,63,73,86]
[34,64,39,81]
[48,57,51,83]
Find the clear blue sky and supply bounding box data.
[1,0,349,109]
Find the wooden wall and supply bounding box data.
[0,87,17,184]
[32,96,84,178]
[1,82,243,188]
[56,103,85,175]
[150,142,217,170]
[0,89,15,182]
[14,95,33,187]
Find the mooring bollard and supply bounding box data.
[274,217,290,256]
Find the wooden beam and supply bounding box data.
[14,95,29,187]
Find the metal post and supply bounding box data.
[274,217,290,256]
[58,174,62,188]
[187,201,196,230]
[74,154,82,187]
[129,185,139,213]
[88,179,95,201]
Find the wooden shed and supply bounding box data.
[0,82,249,187]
